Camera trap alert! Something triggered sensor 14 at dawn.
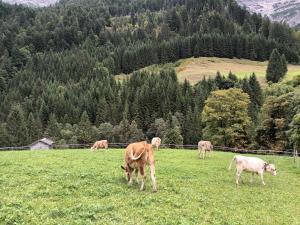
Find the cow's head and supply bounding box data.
[121,164,131,181]
[265,163,277,176]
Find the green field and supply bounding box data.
[115,57,300,85]
[0,149,299,225]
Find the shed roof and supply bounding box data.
[30,138,54,146]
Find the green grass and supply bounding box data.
[0,149,299,224]
[115,57,300,85]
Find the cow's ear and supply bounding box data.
[121,165,125,170]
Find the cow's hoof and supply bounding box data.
[152,189,157,193]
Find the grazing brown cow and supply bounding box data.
[198,140,213,159]
[151,137,161,151]
[90,140,108,151]
[121,141,157,192]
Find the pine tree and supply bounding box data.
[45,113,60,141]
[128,120,144,142]
[281,54,288,76]
[162,125,183,147]
[266,49,285,83]
[39,100,49,126]
[99,122,113,141]
[0,123,9,147]
[95,98,108,126]
[77,111,93,144]
[0,76,6,93]
[113,118,131,143]
[27,112,39,143]
[163,114,183,147]
[7,105,28,146]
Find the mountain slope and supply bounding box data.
[0,0,300,147]
[2,0,57,7]
[236,0,300,27]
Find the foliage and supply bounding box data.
[6,104,28,146]
[1,0,300,149]
[288,113,300,151]
[266,49,288,83]
[162,117,183,147]
[202,88,252,147]
[256,83,300,150]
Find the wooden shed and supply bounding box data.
[30,138,54,150]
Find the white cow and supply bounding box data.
[198,141,213,159]
[228,155,277,185]
[151,137,161,151]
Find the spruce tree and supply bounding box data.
[0,76,6,93]
[266,49,285,83]
[77,111,93,144]
[45,113,60,141]
[7,105,28,146]
[0,123,9,147]
[163,114,183,147]
[128,120,144,143]
[27,112,39,143]
[281,54,288,76]
[248,73,263,123]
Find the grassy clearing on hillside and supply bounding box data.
[0,149,299,224]
[176,57,300,85]
[115,57,300,85]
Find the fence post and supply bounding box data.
[294,148,298,166]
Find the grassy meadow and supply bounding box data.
[0,149,299,224]
[115,57,300,85]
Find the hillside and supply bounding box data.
[2,0,57,7]
[3,0,300,28]
[236,0,300,28]
[116,57,300,85]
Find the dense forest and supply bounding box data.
[0,0,300,150]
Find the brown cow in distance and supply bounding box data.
[121,141,157,192]
[198,140,213,159]
[91,140,108,151]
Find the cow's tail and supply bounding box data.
[228,156,236,171]
[130,146,145,161]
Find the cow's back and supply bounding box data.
[198,141,212,150]
[125,141,147,162]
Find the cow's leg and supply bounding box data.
[259,172,265,185]
[150,163,157,192]
[250,173,254,183]
[236,171,241,185]
[127,167,134,186]
[135,169,139,184]
[139,165,146,191]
